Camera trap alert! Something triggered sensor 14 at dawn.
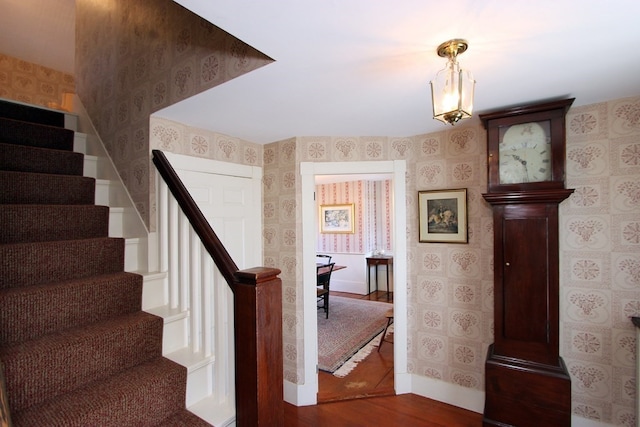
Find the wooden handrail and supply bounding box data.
[152,149,284,426]
[152,149,239,288]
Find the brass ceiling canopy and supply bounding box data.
[436,39,468,59]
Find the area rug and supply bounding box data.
[317,296,391,373]
[332,323,394,378]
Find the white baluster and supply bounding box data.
[190,228,201,353]
[168,196,179,309]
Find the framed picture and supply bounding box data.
[320,204,355,234]
[418,188,468,243]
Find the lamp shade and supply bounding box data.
[430,40,475,125]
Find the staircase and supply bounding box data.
[0,102,211,426]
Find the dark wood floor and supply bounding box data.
[285,290,483,425]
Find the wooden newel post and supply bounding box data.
[233,267,284,426]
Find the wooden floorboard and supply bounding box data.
[290,291,483,425]
[285,393,483,426]
[318,291,394,402]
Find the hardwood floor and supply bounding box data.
[318,290,394,403]
[285,394,483,426]
[285,290,483,426]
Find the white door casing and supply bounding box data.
[293,160,409,406]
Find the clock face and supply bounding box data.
[499,121,551,184]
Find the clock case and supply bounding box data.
[482,98,574,194]
[479,99,575,427]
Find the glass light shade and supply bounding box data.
[430,58,475,125]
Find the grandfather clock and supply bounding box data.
[480,98,574,427]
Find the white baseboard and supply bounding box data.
[410,374,484,414]
[284,379,317,407]
[570,416,616,427]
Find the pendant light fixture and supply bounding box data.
[430,39,475,125]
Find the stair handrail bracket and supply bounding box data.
[152,149,284,426]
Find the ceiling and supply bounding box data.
[3,0,640,145]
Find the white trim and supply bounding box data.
[411,374,484,414]
[570,416,616,427]
[297,160,407,405]
[162,151,261,179]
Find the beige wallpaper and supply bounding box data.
[75,0,272,229]
[23,1,637,421]
[0,53,74,110]
[8,27,638,422]
[263,96,639,426]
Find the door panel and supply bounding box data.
[176,169,259,270]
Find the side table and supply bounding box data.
[366,256,393,301]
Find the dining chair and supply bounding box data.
[316,262,335,319]
[316,254,332,265]
[377,308,394,352]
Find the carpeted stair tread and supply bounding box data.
[0,142,84,175]
[1,101,204,426]
[0,237,124,289]
[0,117,74,150]
[0,171,95,205]
[1,311,164,412]
[11,357,191,427]
[0,272,143,345]
[0,204,109,243]
[157,410,213,426]
[0,100,65,128]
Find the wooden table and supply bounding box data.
[316,264,346,273]
[366,256,393,300]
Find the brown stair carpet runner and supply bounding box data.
[0,107,211,426]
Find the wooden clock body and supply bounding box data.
[480,99,574,427]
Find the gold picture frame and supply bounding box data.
[320,204,355,234]
[418,188,468,243]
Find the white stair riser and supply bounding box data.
[73,133,86,153]
[141,273,167,311]
[162,317,189,354]
[64,112,78,131]
[186,363,215,406]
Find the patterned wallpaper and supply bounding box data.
[561,98,639,425]
[75,0,272,228]
[262,138,301,382]
[12,3,638,420]
[0,53,74,110]
[315,180,393,255]
[264,96,639,426]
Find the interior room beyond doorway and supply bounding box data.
[315,173,394,402]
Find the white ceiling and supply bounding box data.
[3,0,640,145]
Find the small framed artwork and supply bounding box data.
[320,204,355,234]
[418,188,468,243]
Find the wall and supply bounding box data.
[316,180,393,255]
[0,53,74,110]
[74,0,272,229]
[262,138,301,384]
[267,96,639,425]
[561,98,639,425]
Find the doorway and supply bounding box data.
[314,174,394,401]
[299,160,409,406]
